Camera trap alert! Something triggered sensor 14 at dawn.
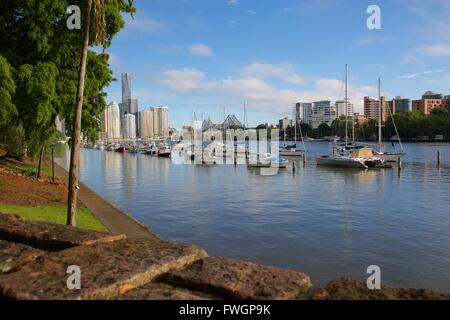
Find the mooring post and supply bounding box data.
[292,160,296,173]
[398,157,402,172]
[437,151,441,167]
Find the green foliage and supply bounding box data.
[385,109,450,139]
[0,55,17,126]
[0,0,135,155]
[318,123,332,137]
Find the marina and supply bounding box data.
[57,142,450,293]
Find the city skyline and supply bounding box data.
[102,0,450,128]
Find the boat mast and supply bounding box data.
[294,104,297,145]
[344,64,348,146]
[378,78,383,153]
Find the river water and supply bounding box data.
[57,142,450,292]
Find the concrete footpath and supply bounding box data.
[52,162,158,240]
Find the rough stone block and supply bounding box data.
[0,213,125,251]
[0,238,207,300]
[309,277,450,300]
[115,282,215,300]
[160,256,312,300]
[0,240,45,274]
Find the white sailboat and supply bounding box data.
[373,78,406,163]
[280,105,306,157]
[316,65,386,169]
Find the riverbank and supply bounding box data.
[0,158,106,232]
[52,162,158,240]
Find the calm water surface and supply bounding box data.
[57,142,450,292]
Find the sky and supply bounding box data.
[102,0,450,128]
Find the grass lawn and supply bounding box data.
[0,204,108,232]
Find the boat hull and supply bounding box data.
[279,150,305,157]
[378,153,405,163]
[316,156,367,169]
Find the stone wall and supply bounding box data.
[0,213,448,300]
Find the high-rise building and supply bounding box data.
[392,96,412,113]
[278,117,293,130]
[310,100,336,129]
[101,102,121,140]
[121,73,131,113]
[295,102,312,123]
[154,106,169,138]
[412,91,450,115]
[335,99,354,119]
[128,98,138,114]
[123,113,136,140]
[139,108,155,140]
[364,96,387,123]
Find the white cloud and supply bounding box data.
[124,14,168,34]
[398,69,444,79]
[228,0,239,5]
[418,44,450,57]
[242,63,305,84]
[161,69,217,93]
[188,44,214,57]
[160,66,375,113]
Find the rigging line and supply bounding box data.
[386,95,404,152]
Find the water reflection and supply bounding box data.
[56,143,450,293]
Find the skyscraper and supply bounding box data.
[123,113,136,140]
[121,73,131,113]
[101,102,121,140]
[364,96,387,123]
[154,107,169,138]
[335,99,354,119]
[139,108,155,140]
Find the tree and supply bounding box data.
[318,123,332,137]
[0,55,17,127]
[14,62,59,178]
[67,0,135,226]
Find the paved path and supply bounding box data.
[53,162,159,240]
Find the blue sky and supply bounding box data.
[103,0,450,128]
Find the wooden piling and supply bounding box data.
[437,151,441,167]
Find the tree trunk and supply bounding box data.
[37,146,44,179]
[67,0,92,227]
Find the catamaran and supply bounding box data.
[316,64,387,169]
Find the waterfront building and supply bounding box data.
[123,113,136,140]
[121,73,131,113]
[128,98,138,115]
[354,113,368,125]
[101,101,122,140]
[153,106,170,138]
[364,96,387,123]
[310,100,336,129]
[295,102,312,123]
[278,117,293,130]
[392,96,412,113]
[412,91,450,115]
[139,108,155,140]
[335,99,354,119]
[422,91,443,100]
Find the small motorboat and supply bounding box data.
[157,145,171,158]
[248,154,288,169]
[115,146,126,153]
